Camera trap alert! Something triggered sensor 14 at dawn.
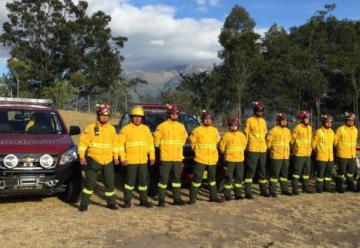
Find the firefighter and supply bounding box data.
[312,114,335,193]
[119,105,155,208]
[219,116,247,201]
[188,110,223,204]
[334,112,358,193]
[266,113,292,197]
[154,103,188,207]
[244,101,270,199]
[291,110,313,194]
[78,102,120,212]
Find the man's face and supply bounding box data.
[345,119,354,127]
[280,119,288,127]
[203,116,212,126]
[170,113,178,121]
[255,110,263,117]
[230,124,239,131]
[303,117,310,125]
[131,116,142,126]
[98,114,109,124]
[323,121,332,129]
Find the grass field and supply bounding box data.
[0,110,360,247]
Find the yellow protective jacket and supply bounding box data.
[312,127,335,162]
[189,125,220,165]
[78,121,120,165]
[244,116,267,153]
[154,119,188,162]
[291,123,312,157]
[219,131,247,162]
[266,125,291,160]
[118,123,155,164]
[334,125,358,159]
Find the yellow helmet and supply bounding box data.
[130,105,144,117]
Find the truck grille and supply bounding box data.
[0,154,59,170]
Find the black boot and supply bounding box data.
[303,180,313,194]
[173,199,186,206]
[79,205,88,212]
[224,188,232,201]
[107,204,119,210]
[209,185,223,203]
[188,185,199,205]
[124,201,131,208]
[347,180,356,192]
[234,187,244,200]
[260,183,270,197]
[280,181,292,196]
[244,182,253,199]
[336,177,345,193]
[316,180,323,193]
[292,179,299,195]
[324,181,335,193]
[139,200,153,208]
[158,199,165,207]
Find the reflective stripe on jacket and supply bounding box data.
[291,123,312,157]
[266,125,291,159]
[189,125,220,165]
[244,116,267,152]
[118,123,155,164]
[312,127,335,161]
[78,121,120,165]
[334,125,358,159]
[219,131,247,162]
[154,119,188,162]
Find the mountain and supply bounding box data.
[121,65,211,101]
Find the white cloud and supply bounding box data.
[194,0,220,7]
[0,0,267,72]
[85,0,223,70]
[150,40,165,46]
[208,0,220,7]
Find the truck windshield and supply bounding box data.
[0,110,64,134]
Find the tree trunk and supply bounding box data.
[16,76,20,98]
[87,95,91,112]
[315,98,321,129]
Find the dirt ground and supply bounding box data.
[1,180,360,248]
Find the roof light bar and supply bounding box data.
[0,97,53,105]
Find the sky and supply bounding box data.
[0,0,359,74]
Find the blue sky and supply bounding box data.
[0,0,360,73]
[130,0,360,28]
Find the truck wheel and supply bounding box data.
[58,173,82,203]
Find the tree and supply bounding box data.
[217,5,262,119]
[0,0,126,102]
[7,59,31,97]
[41,78,77,109]
[177,71,217,113]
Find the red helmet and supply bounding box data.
[96,102,111,116]
[345,111,355,120]
[228,116,240,126]
[201,109,212,120]
[276,113,288,122]
[253,101,265,112]
[321,114,333,123]
[166,103,179,115]
[298,110,310,120]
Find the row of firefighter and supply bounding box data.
[77,101,359,211]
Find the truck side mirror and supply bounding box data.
[69,125,81,136]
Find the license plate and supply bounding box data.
[19,176,37,187]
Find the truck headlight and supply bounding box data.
[3,154,18,169]
[59,146,78,165]
[40,154,55,168]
